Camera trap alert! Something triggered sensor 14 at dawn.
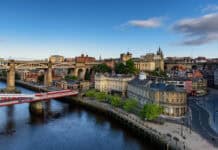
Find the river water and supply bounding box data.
[0,82,151,150]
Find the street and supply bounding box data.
[188,89,218,146]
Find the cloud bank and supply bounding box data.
[172,13,218,45]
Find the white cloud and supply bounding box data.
[121,17,163,29]
[127,17,162,28]
[172,13,218,45]
[202,4,218,13]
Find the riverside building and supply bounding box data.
[127,72,187,117]
[94,73,134,96]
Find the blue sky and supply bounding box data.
[0,0,218,59]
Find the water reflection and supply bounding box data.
[0,82,151,150]
[3,106,16,135]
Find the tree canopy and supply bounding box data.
[150,68,167,77]
[115,59,137,74]
[123,99,139,113]
[64,75,78,81]
[93,64,112,73]
[140,103,163,120]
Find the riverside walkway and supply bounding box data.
[80,97,218,150]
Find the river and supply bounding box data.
[0,81,151,150]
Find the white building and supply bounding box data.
[95,73,134,96]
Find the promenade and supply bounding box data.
[79,97,217,150]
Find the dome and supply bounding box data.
[139,72,146,80]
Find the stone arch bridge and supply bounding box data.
[0,60,100,92]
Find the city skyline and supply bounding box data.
[0,0,218,59]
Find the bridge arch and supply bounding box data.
[75,68,86,80]
[16,63,48,70]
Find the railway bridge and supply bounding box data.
[0,60,99,92]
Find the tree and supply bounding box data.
[15,72,21,80]
[115,59,137,74]
[150,68,167,77]
[65,75,77,81]
[84,71,91,80]
[85,89,96,98]
[111,96,123,107]
[95,92,107,102]
[123,99,139,113]
[93,64,112,73]
[115,62,127,74]
[140,104,163,120]
[126,59,137,74]
[0,70,7,77]
[37,74,44,83]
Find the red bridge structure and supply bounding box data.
[0,90,78,107]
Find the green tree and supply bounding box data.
[0,70,7,77]
[111,96,123,107]
[115,59,137,74]
[37,74,44,83]
[150,68,167,77]
[140,104,163,120]
[93,64,112,73]
[85,89,96,98]
[15,72,21,80]
[84,71,91,80]
[126,59,137,74]
[115,62,127,74]
[123,99,139,113]
[65,75,78,81]
[95,92,107,102]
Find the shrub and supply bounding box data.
[140,103,163,121]
[123,99,138,113]
[85,89,96,98]
[95,92,107,102]
[111,96,123,107]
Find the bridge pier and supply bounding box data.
[6,60,16,92]
[29,102,44,115]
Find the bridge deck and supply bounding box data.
[0,90,78,107]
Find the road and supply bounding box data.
[188,91,218,146]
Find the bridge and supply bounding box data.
[0,59,100,92]
[0,89,78,107]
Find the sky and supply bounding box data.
[0,0,218,59]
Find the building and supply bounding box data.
[194,57,207,63]
[75,54,96,63]
[49,55,65,63]
[165,57,194,71]
[104,58,116,70]
[214,68,218,88]
[134,47,164,72]
[127,73,187,117]
[0,58,4,65]
[192,78,207,96]
[120,52,132,62]
[95,73,134,96]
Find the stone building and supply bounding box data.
[94,73,134,96]
[49,55,65,63]
[75,54,96,63]
[134,48,164,72]
[120,52,132,62]
[192,78,207,96]
[127,73,187,117]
